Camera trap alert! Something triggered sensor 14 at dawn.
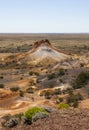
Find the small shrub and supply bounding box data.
[66,92,83,108]
[30,81,36,86]
[0,84,4,88]
[26,87,34,93]
[72,71,89,89]
[67,89,73,96]
[58,97,63,102]
[25,107,46,121]
[29,71,39,76]
[1,121,6,127]
[80,63,84,67]
[59,79,63,83]
[56,97,63,104]
[57,103,69,109]
[73,100,79,108]
[2,114,11,121]
[54,88,61,95]
[75,93,83,101]
[48,73,55,80]
[20,77,23,80]
[34,72,40,76]
[29,71,34,76]
[19,90,24,97]
[58,68,65,76]
[0,76,4,79]
[14,113,24,121]
[67,96,74,104]
[44,91,52,99]
[10,87,19,92]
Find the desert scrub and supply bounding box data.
[58,68,66,76]
[19,90,24,97]
[14,113,24,121]
[26,87,34,93]
[10,87,19,92]
[29,71,39,76]
[57,103,69,109]
[48,73,55,80]
[44,91,52,99]
[25,107,47,121]
[72,71,89,89]
[0,84,4,88]
[66,92,83,107]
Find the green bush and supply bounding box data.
[54,88,61,95]
[14,113,24,120]
[2,114,11,121]
[0,76,4,79]
[34,72,40,76]
[44,91,52,99]
[19,90,24,97]
[29,71,34,76]
[56,97,63,104]
[66,92,83,108]
[0,84,4,88]
[59,79,64,83]
[57,103,69,109]
[72,71,89,89]
[75,93,83,101]
[48,73,55,80]
[73,100,79,108]
[58,68,65,76]
[25,107,46,120]
[58,97,63,102]
[10,87,19,92]
[29,71,39,76]
[26,87,34,93]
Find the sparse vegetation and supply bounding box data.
[58,68,65,76]
[0,84,4,88]
[54,88,61,95]
[19,90,24,97]
[0,76,4,79]
[66,92,83,107]
[0,35,89,129]
[56,97,63,104]
[48,73,55,80]
[14,113,24,120]
[10,87,19,92]
[25,107,47,121]
[57,103,69,109]
[44,91,52,99]
[26,87,34,93]
[29,71,39,76]
[72,71,89,89]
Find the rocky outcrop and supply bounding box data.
[34,39,51,48]
[4,39,70,65]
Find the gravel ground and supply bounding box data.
[1,108,89,130]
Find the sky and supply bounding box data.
[0,0,89,33]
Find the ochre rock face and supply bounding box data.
[34,39,51,48]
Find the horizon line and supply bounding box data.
[0,32,89,34]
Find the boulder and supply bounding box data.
[5,118,18,128]
[32,112,49,122]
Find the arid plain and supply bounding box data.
[0,34,89,130]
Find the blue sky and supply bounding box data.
[0,0,89,33]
